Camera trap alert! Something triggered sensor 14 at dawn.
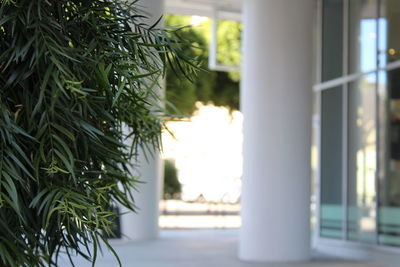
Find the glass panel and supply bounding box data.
[347,73,377,243]
[321,87,343,239]
[322,0,343,81]
[378,69,400,246]
[348,0,378,74]
[379,0,400,67]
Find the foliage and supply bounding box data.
[216,20,242,82]
[0,0,196,266]
[165,15,241,115]
[163,159,181,199]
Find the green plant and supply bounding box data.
[163,159,181,199]
[0,0,197,266]
[165,15,241,115]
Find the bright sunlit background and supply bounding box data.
[160,14,242,228]
[162,103,243,203]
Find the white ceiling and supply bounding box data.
[165,0,243,21]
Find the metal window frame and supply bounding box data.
[313,60,400,92]
[342,0,349,241]
[208,7,241,72]
[374,0,381,245]
[315,0,400,254]
[315,0,323,242]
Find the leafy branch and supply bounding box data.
[0,0,198,266]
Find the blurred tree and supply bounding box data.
[216,20,242,82]
[163,160,181,199]
[165,15,241,115]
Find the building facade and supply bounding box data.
[121,0,400,264]
[315,0,400,263]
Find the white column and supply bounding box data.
[239,0,313,262]
[120,147,163,241]
[120,0,165,241]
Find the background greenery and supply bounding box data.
[0,1,197,266]
[163,159,181,199]
[165,15,242,115]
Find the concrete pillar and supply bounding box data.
[120,147,163,241]
[120,0,165,241]
[239,0,313,262]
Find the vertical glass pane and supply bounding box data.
[349,0,378,74]
[378,69,400,246]
[322,0,343,81]
[379,0,400,67]
[347,73,377,243]
[321,87,343,239]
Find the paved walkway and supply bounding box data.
[58,229,393,267]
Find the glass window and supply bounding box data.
[348,0,378,74]
[378,69,400,246]
[318,0,400,246]
[379,0,400,67]
[322,0,344,81]
[347,73,377,243]
[320,86,343,239]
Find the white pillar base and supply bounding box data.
[120,148,163,241]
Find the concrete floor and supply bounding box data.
[57,229,393,267]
